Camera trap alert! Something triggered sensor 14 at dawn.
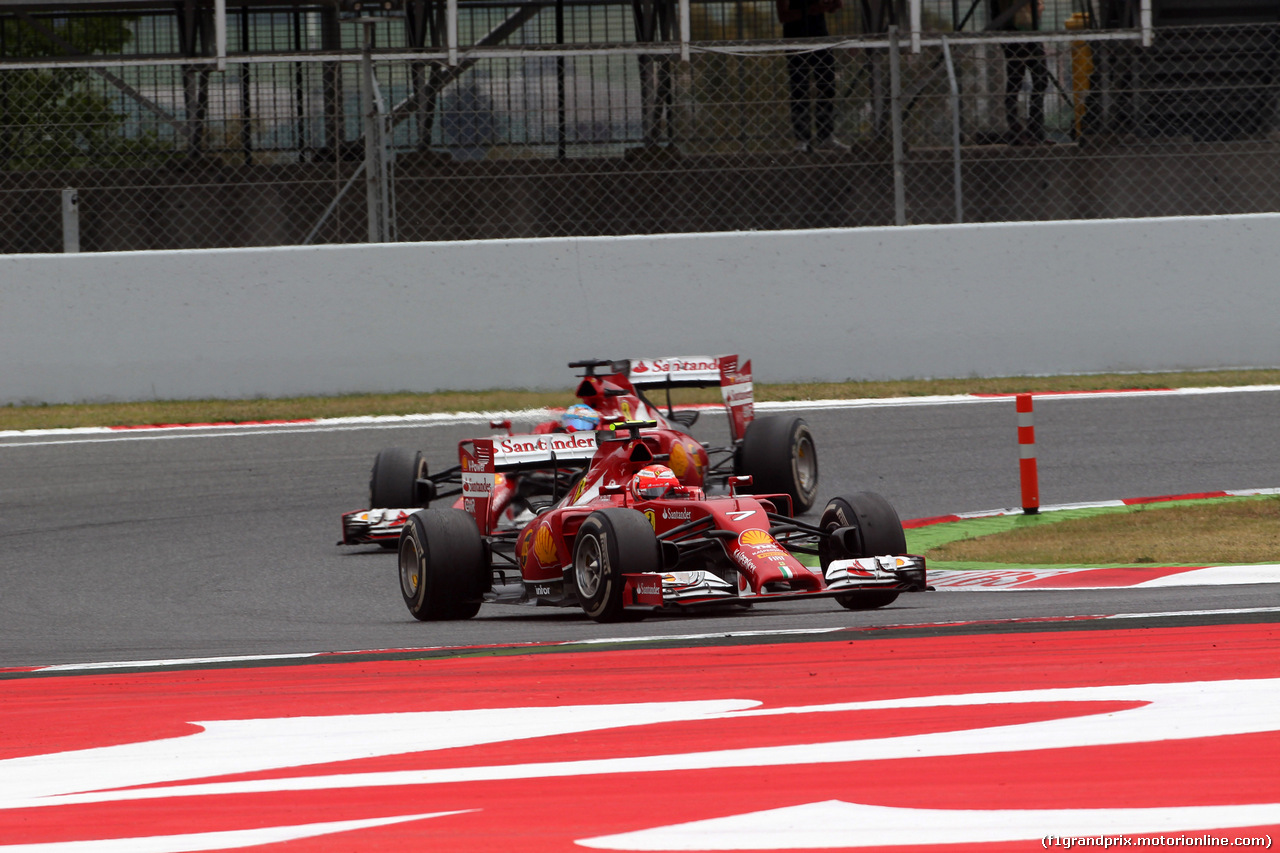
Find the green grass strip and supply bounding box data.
[905,495,1280,572]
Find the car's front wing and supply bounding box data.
[824,555,927,593]
[621,555,927,610]
[340,508,415,546]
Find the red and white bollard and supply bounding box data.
[1016,393,1040,515]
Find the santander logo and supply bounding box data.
[631,358,720,376]
[497,433,595,455]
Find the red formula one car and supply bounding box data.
[394,421,926,623]
[563,355,818,511]
[340,355,819,549]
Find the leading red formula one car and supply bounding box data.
[395,421,925,623]
[341,355,819,549]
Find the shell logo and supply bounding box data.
[738,529,774,546]
[688,442,705,477]
[533,524,558,565]
[668,442,689,477]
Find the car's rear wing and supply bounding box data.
[459,433,599,533]
[627,357,724,389]
[624,355,756,441]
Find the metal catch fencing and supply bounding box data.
[2,15,1279,252]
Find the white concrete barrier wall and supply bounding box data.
[2,214,1278,405]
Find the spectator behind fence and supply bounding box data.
[993,0,1050,144]
[777,0,850,153]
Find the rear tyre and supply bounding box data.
[370,447,429,509]
[399,509,488,621]
[569,508,660,623]
[736,416,819,513]
[818,491,906,611]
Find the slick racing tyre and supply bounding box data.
[736,415,819,513]
[569,508,660,623]
[399,509,488,621]
[818,491,907,611]
[370,446,430,509]
[370,447,431,548]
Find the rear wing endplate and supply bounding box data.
[717,354,754,441]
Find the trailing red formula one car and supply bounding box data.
[564,356,818,511]
[394,421,925,623]
[340,355,819,549]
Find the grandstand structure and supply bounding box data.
[1,0,1278,251]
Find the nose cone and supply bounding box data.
[731,529,821,593]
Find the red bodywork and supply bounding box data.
[459,425,873,609]
[340,356,757,547]
[569,355,755,441]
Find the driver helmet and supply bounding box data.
[629,464,681,502]
[561,404,601,432]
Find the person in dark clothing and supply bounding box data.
[993,0,1049,144]
[777,0,849,152]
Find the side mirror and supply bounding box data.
[728,474,753,495]
[601,482,625,496]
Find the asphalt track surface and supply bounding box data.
[2,387,1279,669]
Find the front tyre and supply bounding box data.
[736,416,819,513]
[399,509,488,621]
[569,508,660,623]
[818,491,907,611]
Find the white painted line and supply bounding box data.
[565,627,848,645]
[19,606,1280,674]
[35,652,323,672]
[4,383,1280,447]
[0,421,516,448]
[1104,606,1280,619]
[17,629,846,673]
[0,409,557,447]
[948,500,1127,521]
[754,394,998,411]
[757,384,1280,412]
